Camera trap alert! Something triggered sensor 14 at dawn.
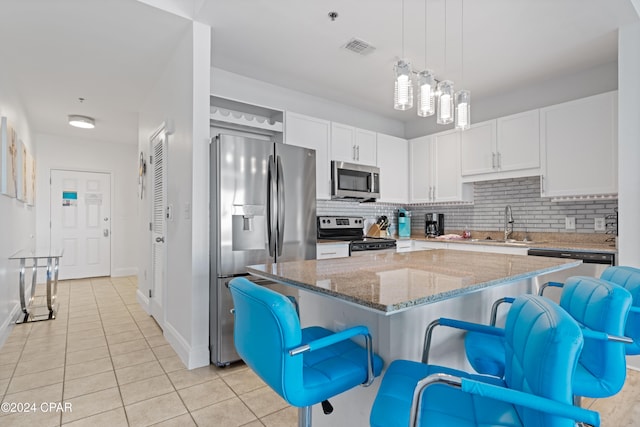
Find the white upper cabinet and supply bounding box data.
[377,133,409,203]
[540,91,618,197]
[409,135,433,203]
[497,109,540,172]
[461,110,540,180]
[461,120,496,175]
[331,122,377,166]
[410,131,472,203]
[433,130,470,202]
[285,111,332,199]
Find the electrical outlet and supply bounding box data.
[565,217,576,230]
[594,217,606,231]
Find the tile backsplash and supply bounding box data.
[318,176,617,236]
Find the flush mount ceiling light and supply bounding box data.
[68,115,95,129]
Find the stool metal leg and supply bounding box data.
[298,406,311,427]
[17,258,28,323]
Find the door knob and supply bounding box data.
[103,229,109,237]
[155,237,165,243]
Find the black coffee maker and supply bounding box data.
[425,213,445,237]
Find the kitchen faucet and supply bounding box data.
[504,205,514,240]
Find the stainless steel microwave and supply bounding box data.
[331,161,380,201]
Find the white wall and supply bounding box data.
[618,21,640,370]
[211,67,405,138]
[405,61,618,139]
[0,65,36,344]
[34,133,138,277]
[138,21,210,369]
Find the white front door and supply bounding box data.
[50,170,111,280]
[150,130,168,325]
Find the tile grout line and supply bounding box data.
[91,277,132,427]
[113,276,201,426]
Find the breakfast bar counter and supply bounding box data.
[247,249,581,314]
[246,250,581,426]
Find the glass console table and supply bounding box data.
[9,248,63,323]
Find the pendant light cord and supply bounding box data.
[461,0,464,85]
[424,0,428,69]
[401,0,405,59]
[444,0,447,75]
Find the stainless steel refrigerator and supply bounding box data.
[210,133,316,366]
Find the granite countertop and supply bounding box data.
[247,249,580,314]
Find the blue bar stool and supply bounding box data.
[462,276,632,399]
[370,295,600,427]
[599,266,640,354]
[228,277,384,427]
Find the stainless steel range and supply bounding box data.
[317,216,396,253]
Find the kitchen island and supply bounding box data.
[246,249,581,425]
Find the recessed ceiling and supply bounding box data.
[0,0,637,145]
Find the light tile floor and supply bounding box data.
[0,276,637,426]
[0,277,296,427]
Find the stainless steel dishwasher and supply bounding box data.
[527,248,615,298]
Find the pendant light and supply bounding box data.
[436,0,454,124]
[417,0,435,117]
[436,80,454,124]
[454,90,470,129]
[394,0,413,110]
[394,60,413,110]
[455,0,471,130]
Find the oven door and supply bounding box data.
[331,161,380,201]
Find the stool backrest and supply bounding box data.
[560,275,632,395]
[600,266,640,354]
[504,295,583,427]
[229,277,304,402]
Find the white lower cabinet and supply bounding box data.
[316,243,350,259]
[447,242,529,256]
[413,241,445,251]
[412,240,528,255]
[396,240,413,253]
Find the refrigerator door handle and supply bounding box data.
[267,155,277,257]
[276,155,285,257]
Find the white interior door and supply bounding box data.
[50,170,111,280]
[150,130,168,325]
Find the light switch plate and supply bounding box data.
[594,217,605,231]
[565,217,576,230]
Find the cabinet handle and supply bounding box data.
[541,176,545,193]
[497,152,502,168]
[352,145,356,161]
[492,152,496,169]
[321,252,337,256]
[356,145,360,161]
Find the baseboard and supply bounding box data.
[136,289,151,314]
[112,267,138,277]
[163,321,210,369]
[0,303,22,349]
[627,355,640,371]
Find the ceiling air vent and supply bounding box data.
[342,38,376,56]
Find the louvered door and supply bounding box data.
[150,131,167,326]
